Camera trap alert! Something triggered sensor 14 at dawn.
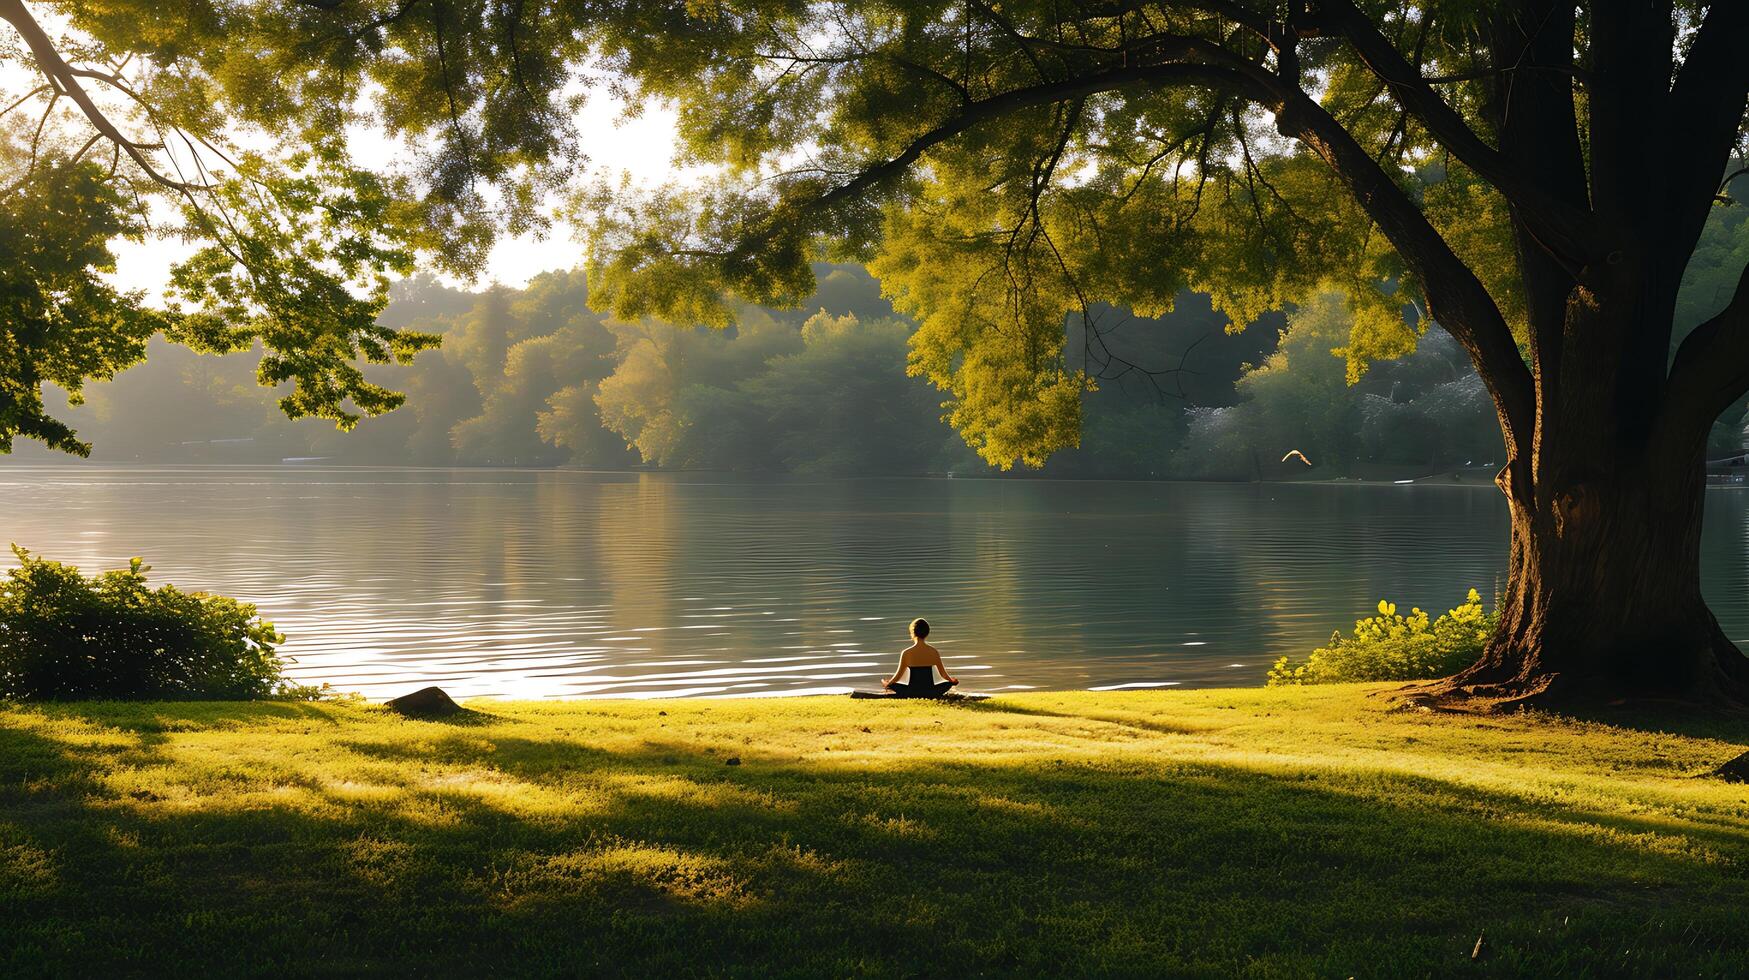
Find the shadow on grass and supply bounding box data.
[1379,680,1749,744]
[381,705,503,727]
[957,697,1214,735]
[1536,701,1749,745]
[15,699,352,731]
[3,707,1748,977]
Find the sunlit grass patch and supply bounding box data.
[529,844,754,910]
[341,834,419,888]
[0,831,57,899]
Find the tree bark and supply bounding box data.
[1414,448,1749,709]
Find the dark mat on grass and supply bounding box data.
[849,689,990,701]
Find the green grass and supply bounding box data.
[4,686,1749,977]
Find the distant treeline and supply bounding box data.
[15,264,1280,476]
[20,197,1749,475]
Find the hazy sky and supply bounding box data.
[108,93,686,297]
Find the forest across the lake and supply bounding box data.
[18,185,1746,479]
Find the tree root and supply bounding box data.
[1379,662,1749,715]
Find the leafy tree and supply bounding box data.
[0,162,158,454]
[0,0,588,453]
[1176,292,1358,478]
[1234,294,1361,470]
[593,307,802,468]
[448,272,619,465]
[1358,328,1502,469]
[1042,293,1277,477]
[400,346,483,465]
[449,334,575,465]
[377,274,477,331]
[536,378,636,465]
[1063,403,1186,479]
[579,2,1749,707]
[743,310,946,474]
[443,290,523,405]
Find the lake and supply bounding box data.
[1,465,1746,699]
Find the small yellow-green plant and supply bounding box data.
[1269,589,1496,685]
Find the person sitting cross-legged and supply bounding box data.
[880,618,959,698]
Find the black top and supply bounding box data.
[891,664,950,698]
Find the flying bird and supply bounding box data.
[1281,450,1312,466]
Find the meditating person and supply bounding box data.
[881,618,959,697]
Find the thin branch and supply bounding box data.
[0,0,199,190]
[0,81,50,120]
[1420,64,1591,85]
[742,56,1253,250]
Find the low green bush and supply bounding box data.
[1269,589,1496,686]
[0,546,293,700]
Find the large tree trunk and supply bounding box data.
[1416,450,1749,709]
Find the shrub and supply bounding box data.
[1268,589,1496,686]
[0,546,291,700]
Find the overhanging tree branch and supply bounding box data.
[1321,0,1599,271]
[978,2,1601,277]
[743,53,1244,247]
[1662,259,1749,444]
[1104,33,1538,457]
[730,30,1535,459]
[0,0,199,191]
[1263,85,1535,461]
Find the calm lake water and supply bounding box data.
[2,465,1747,699]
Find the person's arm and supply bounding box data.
[933,652,958,685]
[882,653,906,688]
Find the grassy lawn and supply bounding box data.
[4,686,1749,977]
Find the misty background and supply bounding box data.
[14,189,1747,478]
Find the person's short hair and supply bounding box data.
[910,618,930,638]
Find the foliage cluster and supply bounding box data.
[1175,294,1504,479]
[0,547,289,701]
[1,0,594,453]
[1268,589,1496,686]
[592,307,954,474]
[3,1,1748,560]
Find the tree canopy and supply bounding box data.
[31,265,1314,479]
[0,0,592,453]
[7,1,1744,474]
[577,0,1748,471]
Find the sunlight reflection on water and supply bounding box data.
[2,465,1746,700]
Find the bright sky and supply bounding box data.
[105,93,687,296]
